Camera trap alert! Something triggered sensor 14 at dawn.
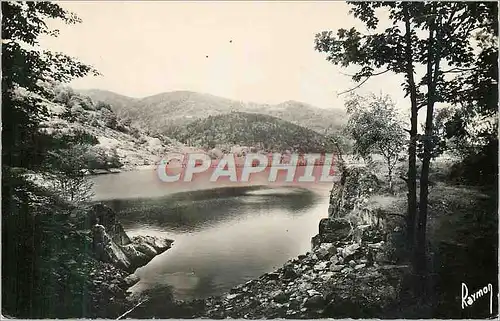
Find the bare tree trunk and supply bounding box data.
[416,9,441,277]
[403,4,419,250]
[387,158,394,194]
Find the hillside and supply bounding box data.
[78,89,138,111]
[80,90,346,135]
[37,86,191,171]
[167,111,336,153]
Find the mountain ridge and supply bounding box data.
[79,89,347,135]
[78,89,335,110]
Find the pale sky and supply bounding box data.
[40,1,408,111]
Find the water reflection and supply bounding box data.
[103,186,317,233]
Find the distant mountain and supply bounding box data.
[80,89,347,135]
[248,100,346,134]
[78,89,138,110]
[168,111,336,153]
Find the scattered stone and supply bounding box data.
[314,242,336,259]
[307,289,321,297]
[226,293,239,300]
[342,243,361,259]
[343,267,354,274]
[304,294,325,309]
[330,264,345,272]
[354,263,366,270]
[313,261,328,271]
[283,266,298,280]
[272,291,288,303]
[329,255,338,263]
[368,241,385,249]
[297,282,313,291]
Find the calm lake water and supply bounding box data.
[91,169,331,300]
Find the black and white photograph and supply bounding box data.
[1,1,498,319]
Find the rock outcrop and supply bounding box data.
[315,166,401,246]
[89,204,174,273]
[328,165,381,219]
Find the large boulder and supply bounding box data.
[121,235,174,270]
[312,218,353,249]
[92,225,174,273]
[90,205,174,273]
[92,223,132,271]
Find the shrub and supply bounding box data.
[84,147,123,170]
[45,144,95,204]
[95,101,112,111]
[69,95,94,111]
[71,129,99,146]
[100,109,118,129]
[53,86,75,106]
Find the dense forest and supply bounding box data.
[166,111,337,153]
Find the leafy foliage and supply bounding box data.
[345,93,405,191]
[1,2,107,318]
[45,144,95,203]
[84,146,123,170]
[2,1,98,169]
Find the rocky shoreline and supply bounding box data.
[120,165,409,319]
[79,203,175,317]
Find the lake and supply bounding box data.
[91,169,331,301]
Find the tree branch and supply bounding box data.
[337,69,390,96]
[441,66,477,73]
[337,77,371,96]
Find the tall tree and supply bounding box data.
[315,2,498,278]
[2,2,97,316]
[2,1,98,170]
[315,2,421,253]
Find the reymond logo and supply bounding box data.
[461,282,493,315]
[156,152,339,185]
